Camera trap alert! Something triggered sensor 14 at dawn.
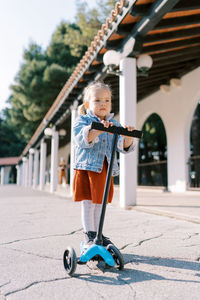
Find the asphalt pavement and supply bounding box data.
[0,185,200,300]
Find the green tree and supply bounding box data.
[9,42,71,141]
[0,113,26,157]
[96,0,118,23]
[72,0,116,54]
[1,0,117,146]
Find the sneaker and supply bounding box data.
[84,231,96,247]
[102,234,113,247]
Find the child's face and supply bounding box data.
[86,87,111,120]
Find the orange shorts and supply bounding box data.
[73,159,114,204]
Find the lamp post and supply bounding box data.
[103,50,122,76]
[103,50,153,77]
[136,54,153,77]
[59,129,67,138]
[102,50,153,207]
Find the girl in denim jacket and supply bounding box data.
[73,81,135,247]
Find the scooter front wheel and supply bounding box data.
[107,244,124,270]
[63,247,77,276]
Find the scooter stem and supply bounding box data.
[95,132,118,245]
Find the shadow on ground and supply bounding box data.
[74,254,200,285]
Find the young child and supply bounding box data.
[73,81,135,248]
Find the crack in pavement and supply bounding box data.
[0,282,10,300]
[4,277,70,297]
[118,276,134,293]
[85,280,105,299]
[135,234,163,247]
[120,234,163,251]
[3,246,61,261]
[0,228,82,246]
[183,232,199,240]
[181,243,200,248]
[0,282,10,289]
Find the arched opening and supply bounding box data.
[138,113,167,187]
[189,102,200,188]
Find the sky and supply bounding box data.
[0,0,97,112]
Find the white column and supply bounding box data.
[50,128,59,193]
[24,159,28,187]
[40,139,47,190]
[70,108,78,196]
[22,159,27,186]
[19,164,23,185]
[16,165,21,185]
[22,160,25,186]
[1,167,5,185]
[119,57,137,207]
[28,152,33,186]
[33,149,39,189]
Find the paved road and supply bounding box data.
[0,185,200,300]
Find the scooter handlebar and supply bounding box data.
[91,122,142,138]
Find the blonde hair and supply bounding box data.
[78,81,112,115]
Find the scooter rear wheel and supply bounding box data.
[63,247,77,276]
[107,244,124,270]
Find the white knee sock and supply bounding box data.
[93,204,102,232]
[81,200,95,232]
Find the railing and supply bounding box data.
[188,155,200,188]
[138,160,167,187]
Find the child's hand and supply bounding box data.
[122,125,135,149]
[101,120,114,135]
[124,125,135,132]
[88,121,114,143]
[101,120,114,128]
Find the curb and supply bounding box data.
[131,206,200,224]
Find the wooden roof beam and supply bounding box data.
[150,44,200,61]
[105,38,124,50]
[173,0,200,12]
[138,80,167,89]
[130,3,152,17]
[138,71,182,83]
[130,0,200,18]
[152,54,200,68]
[149,63,188,75]
[142,36,200,54]
[120,0,180,57]
[155,14,200,30]
[144,26,200,44]
[117,23,135,36]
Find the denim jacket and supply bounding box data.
[73,110,135,176]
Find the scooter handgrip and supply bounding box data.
[91,122,142,138]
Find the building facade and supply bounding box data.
[13,0,200,206]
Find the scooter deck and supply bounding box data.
[79,243,115,267]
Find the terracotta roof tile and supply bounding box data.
[20,0,149,157]
[0,157,19,166]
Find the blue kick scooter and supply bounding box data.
[63,122,142,276]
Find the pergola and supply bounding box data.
[21,0,200,153]
[18,0,200,202]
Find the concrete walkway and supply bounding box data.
[54,184,200,224]
[0,185,200,300]
[135,188,200,224]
